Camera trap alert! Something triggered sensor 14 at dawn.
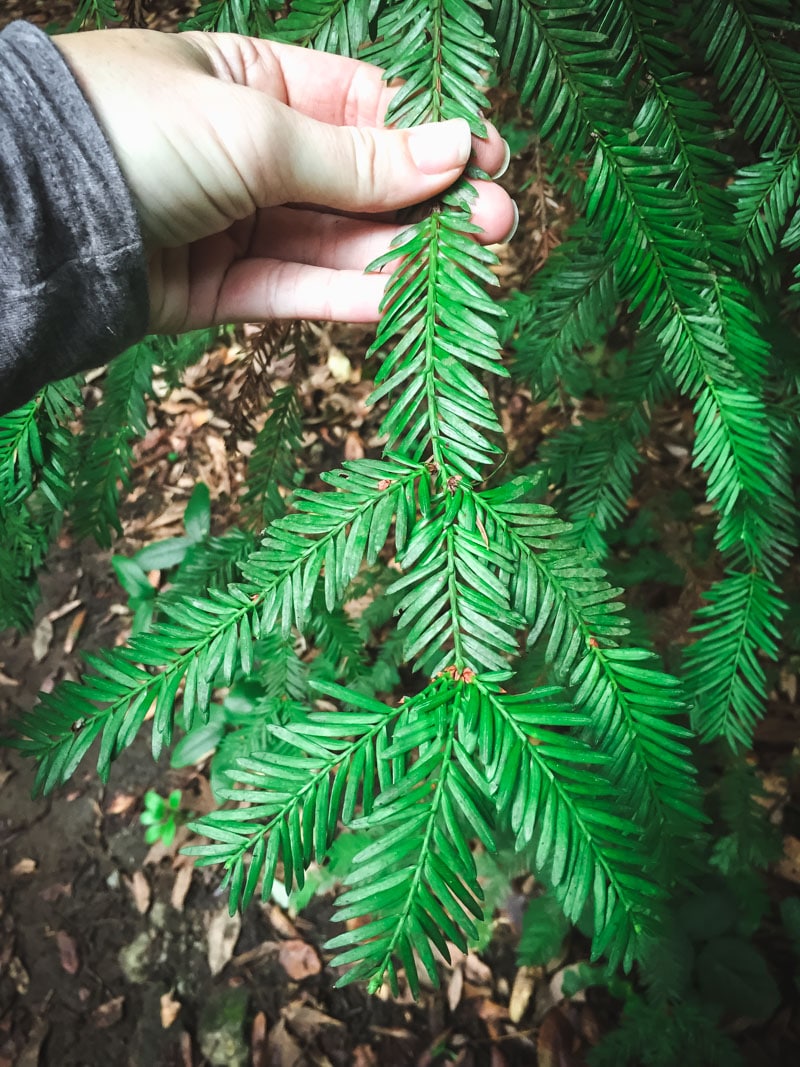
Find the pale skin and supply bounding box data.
[53,30,517,335]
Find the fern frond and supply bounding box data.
[540,337,667,555]
[181,0,279,34]
[242,385,304,529]
[683,569,785,746]
[696,0,800,152]
[388,486,522,674]
[505,226,618,400]
[0,380,81,630]
[187,683,397,912]
[327,678,492,994]
[478,680,661,969]
[70,340,156,547]
[367,0,495,134]
[367,194,506,480]
[273,0,377,54]
[157,529,256,611]
[478,481,704,862]
[10,457,422,789]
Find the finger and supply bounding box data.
[238,93,474,212]
[186,32,508,177]
[211,260,389,325]
[250,185,517,270]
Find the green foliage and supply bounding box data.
[140,788,183,847]
[0,378,82,629]
[7,0,800,1041]
[242,385,304,528]
[517,890,571,966]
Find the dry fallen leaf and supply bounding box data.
[278,938,322,981]
[251,1010,268,1067]
[776,835,800,885]
[105,792,136,815]
[160,990,181,1029]
[344,431,365,460]
[11,858,37,877]
[266,1017,304,1067]
[352,1047,378,1067]
[171,864,193,911]
[40,881,72,902]
[266,905,300,939]
[56,930,80,975]
[180,1030,193,1067]
[206,909,241,976]
[63,608,86,654]
[537,1007,582,1067]
[464,952,493,986]
[127,870,151,915]
[92,996,125,1029]
[327,345,353,383]
[31,616,54,663]
[447,964,464,1013]
[509,967,537,1024]
[8,956,29,995]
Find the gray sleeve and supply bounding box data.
[0,21,149,415]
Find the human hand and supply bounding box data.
[53,30,516,334]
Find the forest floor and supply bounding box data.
[2,4,800,1067]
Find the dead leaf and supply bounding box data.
[266,905,300,939]
[180,1030,193,1067]
[278,938,321,980]
[206,909,241,976]
[352,1046,378,1067]
[447,964,464,1012]
[14,1018,47,1067]
[127,870,151,915]
[31,616,54,662]
[266,1017,304,1067]
[63,608,86,654]
[56,930,79,975]
[105,792,136,815]
[509,967,537,1024]
[251,1011,268,1067]
[8,956,29,994]
[282,1003,342,1041]
[160,990,181,1029]
[11,858,37,877]
[327,345,352,382]
[232,941,280,968]
[344,431,365,460]
[92,996,125,1029]
[776,835,800,885]
[550,963,588,1004]
[40,881,72,902]
[475,998,508,1042]
[171,864,194,911]
[537,1007,583,1067]
[47,597,83,624]
[464,952,492,985]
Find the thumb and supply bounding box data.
[250,97,473,211]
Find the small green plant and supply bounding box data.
[140,788,183,847]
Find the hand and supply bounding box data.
[54,30,516,333]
